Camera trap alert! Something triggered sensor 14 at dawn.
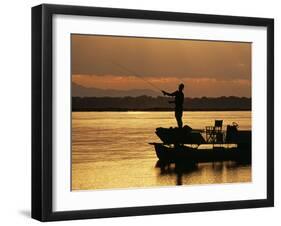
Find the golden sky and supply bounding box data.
[72,34,251,97]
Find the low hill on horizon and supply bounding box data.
[72,83,160,97]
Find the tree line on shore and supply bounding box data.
[72,96,251,111]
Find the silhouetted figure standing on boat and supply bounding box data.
[162,83,185,128]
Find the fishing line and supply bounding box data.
[109,60,163,92]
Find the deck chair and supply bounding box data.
[206,120,223,145]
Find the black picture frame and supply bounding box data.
[32,4,274,222]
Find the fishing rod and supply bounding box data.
[109,60,163,93]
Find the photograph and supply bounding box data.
[30,3,274,221]
[71,34,252,191]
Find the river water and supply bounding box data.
[72,111,251,190]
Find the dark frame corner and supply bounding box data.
[32,4,274,222]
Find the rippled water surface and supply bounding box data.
[72,111,251,190]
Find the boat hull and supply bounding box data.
[152,143,251,163]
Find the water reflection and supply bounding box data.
[155,160,251,186]
[72,111,251,190]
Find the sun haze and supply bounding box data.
[72,34,251,97]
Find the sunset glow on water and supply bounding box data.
[72,111,251,190]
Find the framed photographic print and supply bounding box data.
[32,4,274,221]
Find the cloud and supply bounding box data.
[71,35,251,81]
[73,74,251,97]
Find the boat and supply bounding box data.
[150,123,251,163]
[150,143,251,163]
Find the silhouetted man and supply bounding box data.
[162,83,184,128]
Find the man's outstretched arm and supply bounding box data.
[162,90,177,96]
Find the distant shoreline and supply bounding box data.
[72,96,251,112]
